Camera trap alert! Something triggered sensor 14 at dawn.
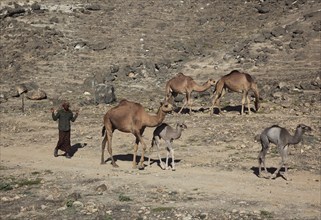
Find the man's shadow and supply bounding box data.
[68,143,87,157]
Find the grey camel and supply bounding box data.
[258,124,312,180]
[148,122,187,170]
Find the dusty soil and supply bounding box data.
[0,0,320,219]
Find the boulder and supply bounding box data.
[27,89,47,100]
[94,84,116,104]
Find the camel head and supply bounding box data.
[176,122,187,130]
[159,101,173,113]
[297,124,312,133]
[207,79,216,86]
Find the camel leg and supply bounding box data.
[241,91,247,115]
[107,133,118,167]
[258,138,269,178]
[271,145,287,179]
[246,92,251,115]
[178,95,188,114]
[137,135,148,169]
[186,92,192,114]
[280,145,290,180]
[171,147,175,171]
[211,93,222,114]
[155,139,166,169]
[165,147,170,170]
[147,140,154,167]
[133,138,139,169]
[165,141,173,170]
[101,134,107,164]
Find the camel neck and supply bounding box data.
[145,108,166,127]
[193,82,211,92]
[289,128,303,144]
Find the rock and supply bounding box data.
[26,89,47,100]
[94,84,116,104]
[272,92,283,99]
[256,6,269,14]
[96,184,107,193]
[67,192,81,201]
[85,4,101,11]
[90,42,107,51]
[73,201,84,208]
[14,84,28,97]
[278,82,288,89]
[31,3,41,11]
[271,26,286,37]
[0,93,8,103]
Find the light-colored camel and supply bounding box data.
[210,70,260,115]
[258,124,312,180]
[148,122,187,170]
[101,99,173,169]
[165,72,215,114]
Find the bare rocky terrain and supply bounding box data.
[0,0,320,219]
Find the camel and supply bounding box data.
[148,122,187,170]
[258,124,312,180]
[101,99,173,169]
[210,70,260,115]
[165,72,215,114]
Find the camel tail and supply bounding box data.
[102,126,106,137]
[252,82,260,112]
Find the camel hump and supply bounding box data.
[245,73,254,83]
[118,99,128,105]
[177,72,185,77]
[230,70,240,74]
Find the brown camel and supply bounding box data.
[101,99,173,169]
[165,72,215,114]
[210,70,260,115]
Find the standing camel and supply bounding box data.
[148,122,187,170]
[210,70,260,115]
[258,124,312,180]
[101,99,173,169]
[165,72,215,114]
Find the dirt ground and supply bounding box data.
[1,0,321,219]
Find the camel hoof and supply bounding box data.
[112,163,119,168]
[172,168,176,171]
[100,161,106,165]
[270,174,277,179]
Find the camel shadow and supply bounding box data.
[251,166,291,180]
[173,106,210,114]
[148,157,181,169]
[105,154,181,169]
[211,105,256,115]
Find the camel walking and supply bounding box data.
[258,124,312,180]
[148,122,187,170]
[165,72,215,114]
[101,99,173,169]
[210,70,260,115]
